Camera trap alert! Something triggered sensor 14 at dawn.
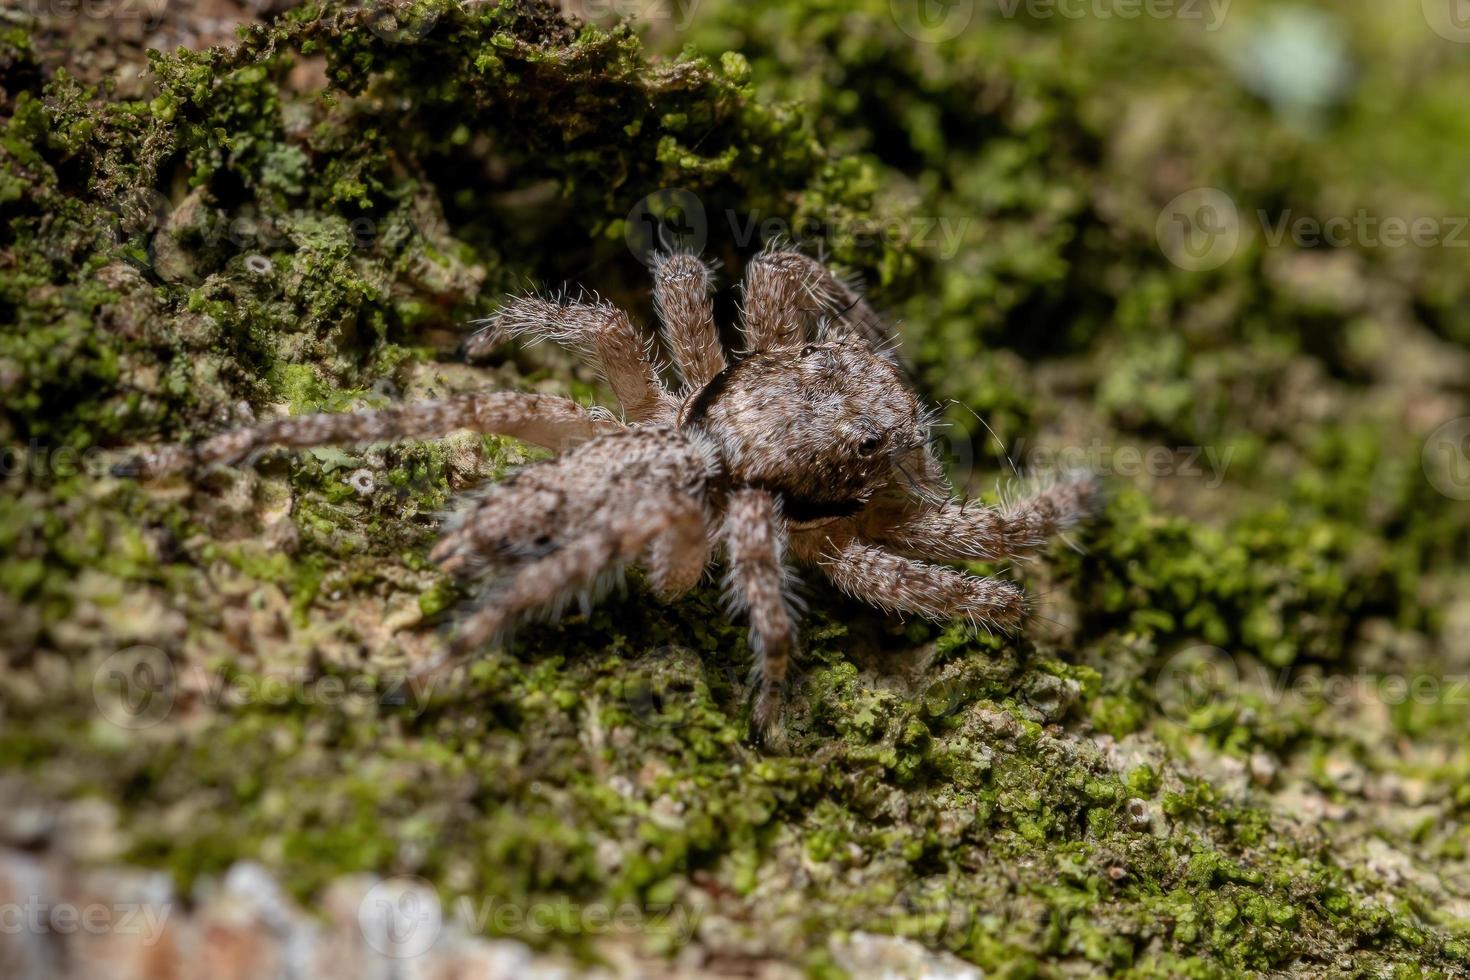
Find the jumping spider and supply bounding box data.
[123,248,1099,739]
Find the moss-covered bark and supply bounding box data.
[2,0,1469,975]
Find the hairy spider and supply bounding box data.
[121,247,1099,739]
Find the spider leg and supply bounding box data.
[428,481,569,576]
[120,391,623,479]
[643,497,711,598]
[435,495,688,663]
[738,246,895,356]
[806,538,1026,634]
[430,469,709,593]
[464,293,677,423]
[868,472,1101,563]
[724,487,800,738]
[651,251,726,392]
[738,246,808,352]
[432,426,706,567]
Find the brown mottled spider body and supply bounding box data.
[124,248,1099,738]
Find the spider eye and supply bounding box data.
[857,434,883,456]
[801,344,819,357]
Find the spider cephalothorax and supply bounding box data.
[681,337,932,521]
[123,247,1098,739]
